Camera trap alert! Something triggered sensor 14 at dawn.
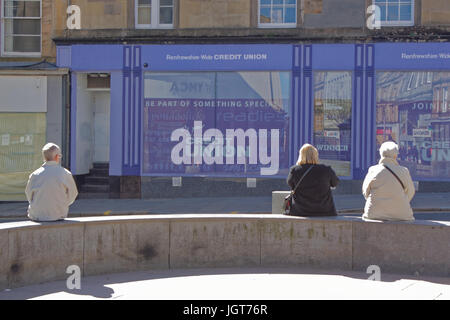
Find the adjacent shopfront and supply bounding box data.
[55,42,450,198]
[0,65,68,201]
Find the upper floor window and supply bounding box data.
[1,0,41,56]
[373,0,414,26]
[258,0,296,28]
[135,0,173,29]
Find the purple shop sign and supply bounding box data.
[375,43,450,70]
[141,44,293,71]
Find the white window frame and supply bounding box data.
[1,0,42,57]
[442,87,448,113]
[372,0,414,27]
[258,0,297,28]
[135,0,174,29]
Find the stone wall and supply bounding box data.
[303,0,365,28]
[0,214,448,290]
[421,0,450,26]
[68,0,128,30]
[179,0,251,28]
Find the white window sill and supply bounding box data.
[380,21,415,27]
[1,52,42,58]
[258,23,297,29]
[135,25,174,29]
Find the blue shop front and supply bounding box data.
[56,42,450,197]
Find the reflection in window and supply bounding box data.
[259,0,296,27]
[313,72,352,176]
[2,0,41,55]
[373,0,414,26]
[0,113,46,200]
[135,0,173,28]
[143,72,291,177]
[376,72,450,179]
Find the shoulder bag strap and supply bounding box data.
[291,165,314,195]
[382,164,405,191]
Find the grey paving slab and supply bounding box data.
[7,224,84,288]
[83,220,170,276]
[170,220,261,269]
[0,230,8,290]
[0,267,448,300]
[261,219,352,269]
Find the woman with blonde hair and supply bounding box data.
[286,143,339,216]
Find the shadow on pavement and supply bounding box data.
[1,267,449,300]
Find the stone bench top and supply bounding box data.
[1,213,448,231]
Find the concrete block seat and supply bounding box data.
[0,214,449,290]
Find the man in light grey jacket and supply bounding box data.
[25,143,78,222]
[362,141,415,221]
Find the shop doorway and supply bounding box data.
[92,91,110,163]
[74,73,111,175]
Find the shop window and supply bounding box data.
[313,72,353,177]
[376,72,450,180]
[258,0,296,28]
[0,113,46,200]
[143,71,291,177]
[373,0,414,26]
[1,0,41,56]
[135,0,173,29]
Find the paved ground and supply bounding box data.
[0,267,448,300]
[0,192,449,221]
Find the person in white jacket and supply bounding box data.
[25,143,78,222]
[362,141,415,221]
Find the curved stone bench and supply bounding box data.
[0,214,448,290]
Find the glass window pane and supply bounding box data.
[271,6,283,24]
[260,0,271,5]
[0,113,46,201]
[260,7,271,23]
[4,35,40,52]
[4,19,41,35]
[159,7,173,24]
[378,4,387,21]
[286,0,296,4]
[285,7,296,23]
[387,4,399,21]
[399,4,412,21]
[3,19,14,35]
[273,0,283,4]
[4,0,40,18]
[138,6,151,24]
[138,0,151,5]
[313,72,353,176]
[143,72,291,177]
[160,0,173,5]
[376,72,450,179]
